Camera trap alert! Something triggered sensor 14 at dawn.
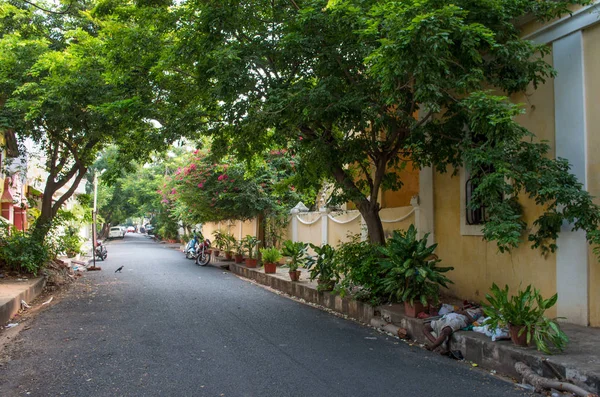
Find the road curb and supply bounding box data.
[0,277,46,325]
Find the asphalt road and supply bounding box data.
[0,234,533,396]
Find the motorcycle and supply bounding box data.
[195,238,211,266]
[95,240,107,261]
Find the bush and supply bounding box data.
[58,226,83,257]
[333,236,385,305]
[0,222,50,275]
[378,225,453,306]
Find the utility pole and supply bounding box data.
[89,171,101,270]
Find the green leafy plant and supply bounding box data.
[59,226,83,257]
[260,247,282,264]
[306,243,338,282]
[0,221,50,275]
[234,239,245,255]
[378,225,453,306]
[483,283,568,354]
[242,235,261,259]
[281,240,309,272]
[223,233,236,253]
[212,230,227,251]
[333,236,385,305]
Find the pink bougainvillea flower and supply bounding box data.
[190,164,197,170]
[197,183,204,188]
[171,188,177,194]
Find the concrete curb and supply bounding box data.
[225,262,373,324]
[0,277,46,325]
[375,305,600,394]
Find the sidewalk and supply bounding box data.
[0,277,46,325]
[210,255,600,395]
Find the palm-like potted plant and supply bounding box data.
[212,230,226,257]
[307,243,338,290]
[483,284,568,353]
[260,247,281,274]
[281,240,309,282]
[242,235,260,268]
[223,233,236,260]
[378,225,453,317]
[234,240,245,263]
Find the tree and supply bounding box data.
[0,1,181,242]
[152,0,599,253]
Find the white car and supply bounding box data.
[109,226,124,239]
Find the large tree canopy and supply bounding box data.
[0,0,187,241]
[125,0,597,252]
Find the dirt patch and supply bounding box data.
[0,259,84,365]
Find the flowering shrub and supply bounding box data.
[163,149,316,223]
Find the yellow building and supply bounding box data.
[404,3,600,327]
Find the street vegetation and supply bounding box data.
[1,0,599,282]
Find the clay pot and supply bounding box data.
[245,258,258,268]
[264,262,277,274]
[404,301,425,318]
[234,254,244,264]
[213,250,220,257]
[317,279,335,291]
[225,251,233,260]
[289,270,301,281]
[509,324,532,347]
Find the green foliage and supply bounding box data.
[483,284,568,354]
[141,0,599,249]
[0,221,50,275]
[58,226,83,258]
[260,247,282,264]
[378,225,453,306]
[306,243,338,282]
[333,236,385,305]
[235,240,245,255]
[281,240,310,272]
[242,235,261,259]
[223,233,237,253]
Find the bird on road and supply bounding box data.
[115,266,124,273]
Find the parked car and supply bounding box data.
[109,226,124,239]
[145,224,154,235]
[127,226,135,233]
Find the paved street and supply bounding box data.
[0,234,532,396]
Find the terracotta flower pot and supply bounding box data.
[245,258,258,268]
[509,324,532,347]
[225,251,233,260]
[213,250,220,257]
[234,254,244,263]
[289,270,301,281]
[264,262,277,274]
[404,301,425,318]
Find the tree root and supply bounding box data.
[515,362,597,397]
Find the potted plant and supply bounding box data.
[307,243,338,290]
[378,225,453,317]
[281,240,309,282]
[223,233,236,260]
[234,240,245,263]
[242,235,260,268]
[212,230,226,257]
[483,283,568,353]
[260,247,281,274]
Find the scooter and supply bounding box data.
[195,238,211,266]
[185,233,200,259]
[95,240,107,261]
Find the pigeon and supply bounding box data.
[115,266,124,273]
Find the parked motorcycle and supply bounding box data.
[95,240,107,261]
[195,238,211,266]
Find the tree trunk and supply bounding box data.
[357,200,386,245]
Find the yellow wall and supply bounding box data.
[382,163,420,208]
[296,212,322,248]
[433,51,558,316]
[327,211,362,245]
[584,23,600,326]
